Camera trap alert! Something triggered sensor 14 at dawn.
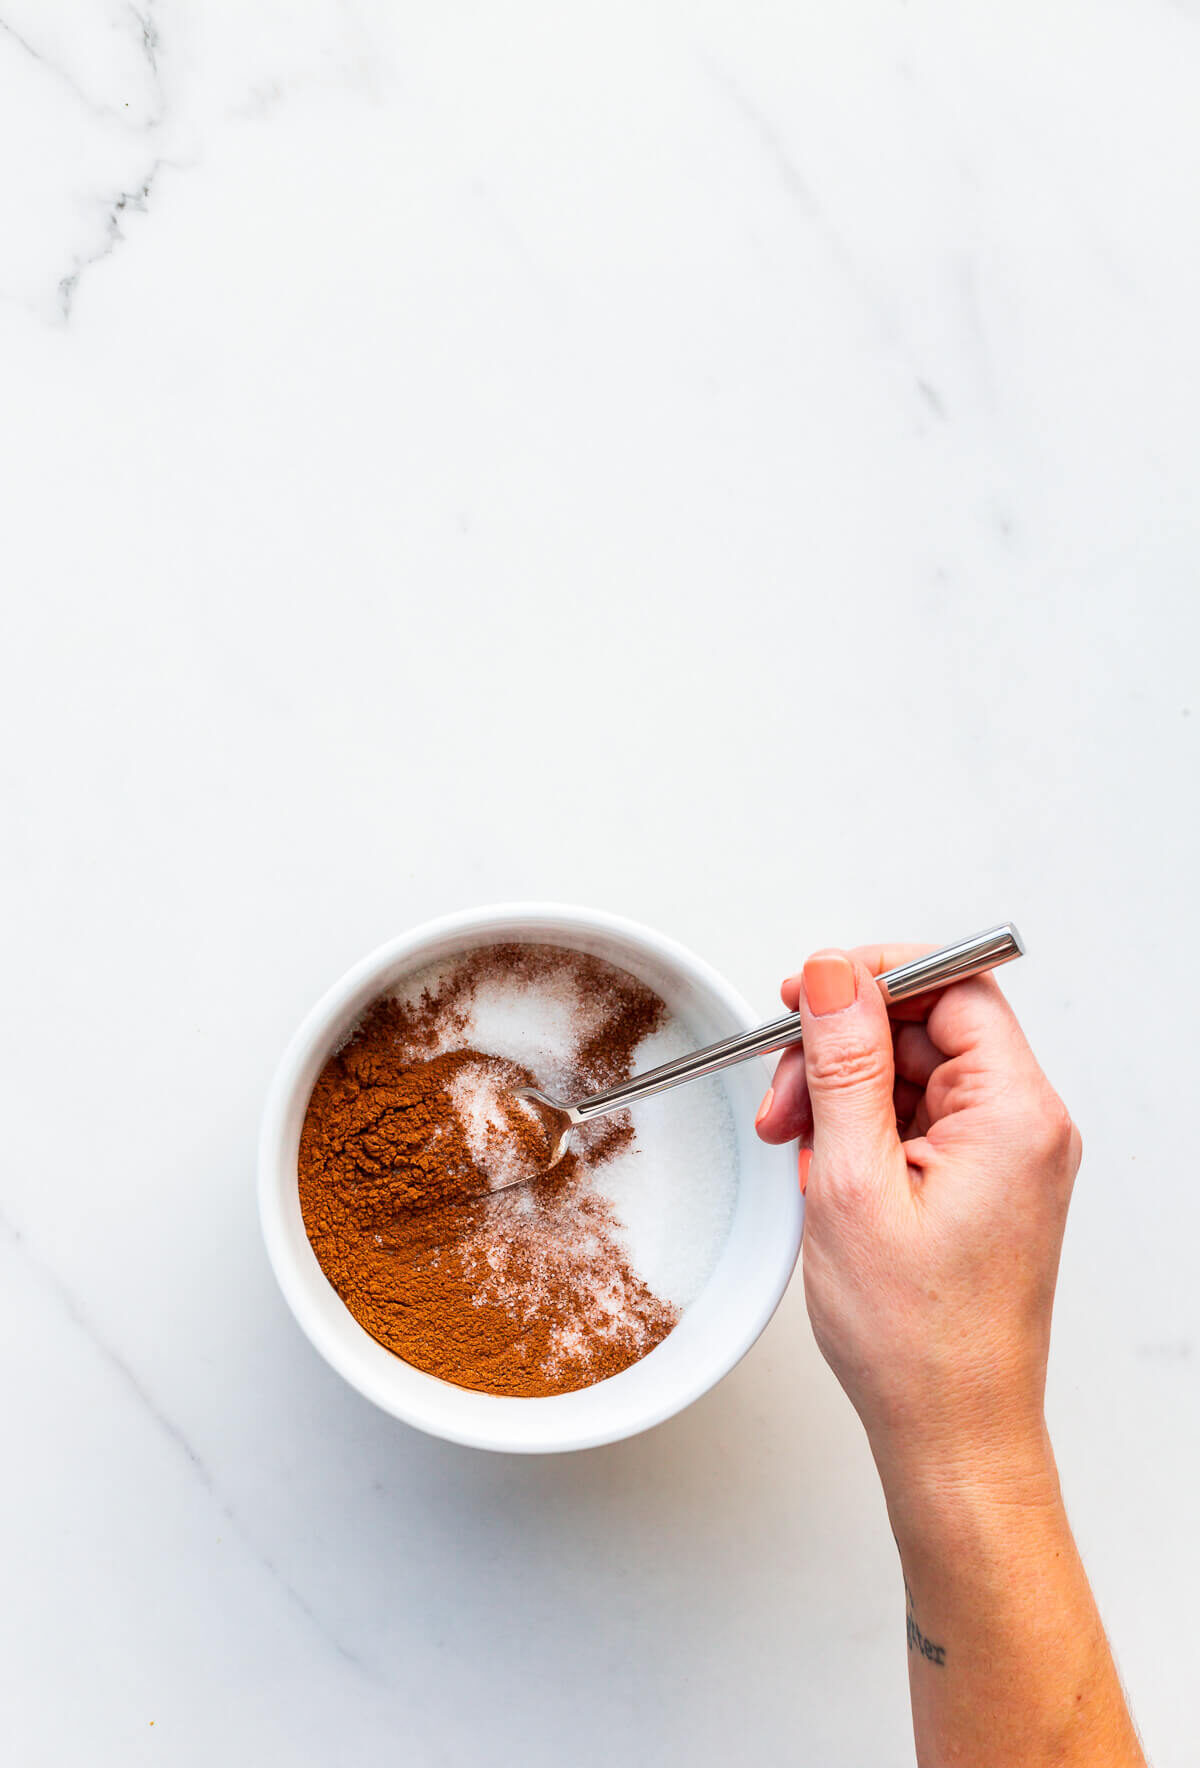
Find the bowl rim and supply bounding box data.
[258,900,802,1451]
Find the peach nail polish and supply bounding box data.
[803,952,856,1015]
[798,1148,813,1194]
[755,1086,775,1128]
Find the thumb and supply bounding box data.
[799,951,903,1182]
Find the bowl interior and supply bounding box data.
[259,906,802,1452]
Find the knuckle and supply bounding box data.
[1030,1091,1076,1165]
[805,1037,891,1095]
[1067,1120,1084,1179]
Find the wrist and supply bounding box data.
[870,1412,1063,1559]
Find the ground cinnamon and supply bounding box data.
[298,945,680,1397]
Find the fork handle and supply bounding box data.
[569,924,1025,1123]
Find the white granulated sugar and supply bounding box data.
[593,1022,738,1311]
[394,956,599,1095]
[464,979,596,1091]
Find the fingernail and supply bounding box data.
[755,1086,775,1128]
[798,1148,813,1195]
[803,952,857,1015]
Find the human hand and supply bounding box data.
[754,945,1082,1501]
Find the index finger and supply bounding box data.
[778,943,1029,1061]
[852,942,941,1022]
[855,940,1031,1059]
[780,942,934,1015]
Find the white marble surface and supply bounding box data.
[2,3,1198,1762]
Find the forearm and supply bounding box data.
[878,1434,1145,1768]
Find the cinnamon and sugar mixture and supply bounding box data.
[298,943,736,1397]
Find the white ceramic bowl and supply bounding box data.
[259,903,803,1452]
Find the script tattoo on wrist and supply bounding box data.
[905,1576,946,1668]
